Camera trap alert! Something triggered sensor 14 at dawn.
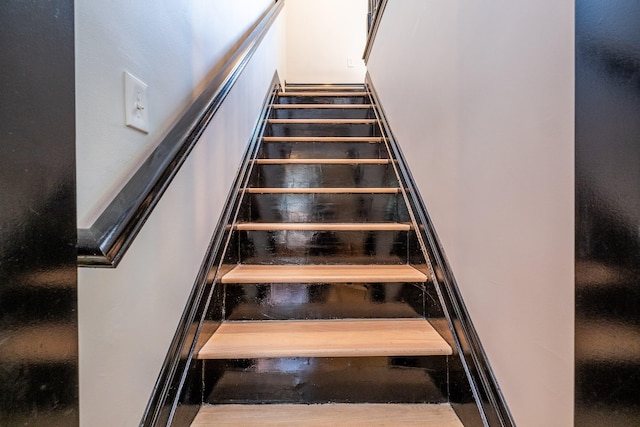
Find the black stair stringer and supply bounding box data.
[139,76,281,427]
[365,74,516,427]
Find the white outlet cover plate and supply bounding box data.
[124,71,149,133]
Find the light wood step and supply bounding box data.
[263,136,383,143]
[278,91,369,97]
[235,222,410,231]
[268,119,376,124]
[284,85,366,91]
[272,104,372,109]
[191,403,463,426]
[255,158,390,165]
[220,264,427,284]
[247,187,399,194]
[197,318,452,359]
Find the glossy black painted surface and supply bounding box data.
[267,122,380,137]
[248,164,397,188]
[0,0,78,424]
[259,141,389,159]
[223,282,426,320]
[234,230,408,264]
[271,107,375,119]
[203,356,449,404]
[78,1,284,267]
[576,0,640,424]
[277,95,369,104]
[243,193,410,223]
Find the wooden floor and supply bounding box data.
[220,264,427,284]
[197,318,452,359]
[191,403,464,426]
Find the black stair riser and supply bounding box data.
[277,96,369,104]
[202,356,450,404]
[248,164,398,189]
[240,193,411,223]
[267,123,380,138]
[258,141,389,160]
[233,230,409,265]
[222,282,427,320]
[270,108,375,120]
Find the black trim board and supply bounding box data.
[78,0,284,267]
[366,74,515,427]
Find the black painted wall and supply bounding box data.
[576,0,640,425]
[0,1,78,425]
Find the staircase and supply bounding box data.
[189,84,465,426]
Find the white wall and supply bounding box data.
[76,0,275,227]
[285,0,367,83]
[367,2,574,426]
[75,1,283,425]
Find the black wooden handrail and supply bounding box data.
[78,0,284,267]
[363,0,388,63]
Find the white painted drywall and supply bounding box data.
[75,1,283,425]
[285,0,367,83]
[367,2,574,426]
[75,0,275,227]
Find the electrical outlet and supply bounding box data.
[124,71,149,133]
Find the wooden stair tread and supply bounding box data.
[272,104,372,109]
[255,158,390,165]
[268,119,376,124]
[247,187,399,194]
[220,264,427,283]
[263,136,383,142]
[235,222,411,231]
[284,85,365,90]
[191,403,463,426]
[278,91,369,97]
[196,318,452,359]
